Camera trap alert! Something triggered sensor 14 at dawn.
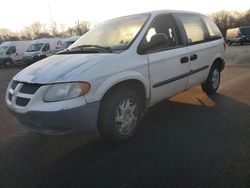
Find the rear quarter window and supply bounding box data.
[201,16,222,40]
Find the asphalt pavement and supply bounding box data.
[0,45,250,188]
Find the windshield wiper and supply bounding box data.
[70,45,113,52]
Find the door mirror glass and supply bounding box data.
[149,33,169,49]
[139,33,169,53]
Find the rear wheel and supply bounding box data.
[240,40,243,45]
[228,40,232,46]
[98,88,142,144]
[201,65,221,95]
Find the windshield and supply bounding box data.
[240,27,250,35]
[69,14,149,51]
[0,46,9,55]
[26,43,44,52]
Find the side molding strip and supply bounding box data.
[152,65,209,88]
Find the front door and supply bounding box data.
[144,14,190,104]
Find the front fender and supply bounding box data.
[85,71,150,103]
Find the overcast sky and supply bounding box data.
[0,0,249,31]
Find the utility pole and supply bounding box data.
[48,4,53,25]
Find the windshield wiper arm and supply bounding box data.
[70,45,113,52]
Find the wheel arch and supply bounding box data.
[211,57,225,72]
[89,71,150,112]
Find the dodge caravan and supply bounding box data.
[6,10,225,144]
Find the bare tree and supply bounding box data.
[28,22,43,38]
[210,9,250,37]
[20,26,33,39]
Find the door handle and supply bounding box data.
[190,54,198,61]
[180,56,189,64]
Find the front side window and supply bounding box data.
[27,43,44,52]
[7,46,16,54]
[69,14,149,51]
[179,15,206,44]
[145,14,181,47]
[137,14,182,54]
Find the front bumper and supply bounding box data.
[23,55,41,64]
[10,101,100,135]
[0,57,9,64]
[6,80,100,135]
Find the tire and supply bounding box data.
[240,40,243,45]
[4,60,13,67]
[98,87,142,144]
[201,65,221,95]
[228,41,232,46]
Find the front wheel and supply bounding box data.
[201,65,221,95]
[4,60,13,67]
[98,88,142,144]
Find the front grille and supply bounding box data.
[8,93,12,101]
[8,81,42,107]
[16,97,30,106]
[20,83,41,94]
[11,81,19,90]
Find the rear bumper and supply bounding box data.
[10,101,100,135]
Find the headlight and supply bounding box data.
[43,82,90,102]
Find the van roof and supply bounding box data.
[146,9,201,16]
[0,41,31,46]
[106,10,202,22]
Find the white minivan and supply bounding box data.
[6,10,225,144]
[0,41,32,67]
[23,38,65,64]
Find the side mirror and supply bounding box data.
[149,33,169,50]
[42,47,47,52]
[138,33,169,54]
[6,50,12,55]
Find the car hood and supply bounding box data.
[13,54,113,83]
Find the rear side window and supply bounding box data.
[179,15,206,44]
[201,16,222,40]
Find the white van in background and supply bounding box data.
[61,36,80,49]
[23,38,65,64]
[0,41,32,67]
